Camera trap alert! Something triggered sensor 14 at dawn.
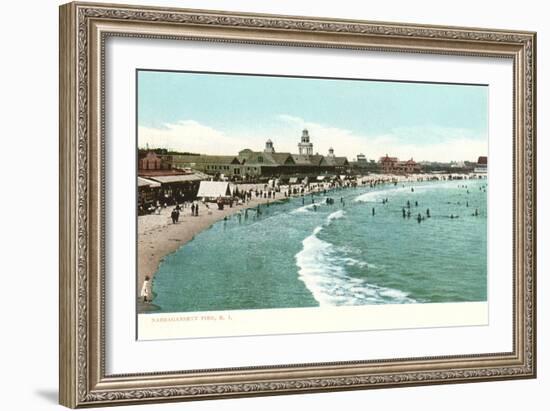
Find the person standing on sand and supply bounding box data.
[195,202,199,216]
[141,276,151,303]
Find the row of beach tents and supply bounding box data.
[197,175,349,202]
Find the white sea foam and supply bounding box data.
[353,181,461,203]
[353,186,408,203]
[377,288,410,299]
[291,203,318,214]
[342,257,370,268]
[409,181,462,193]
[327,209,345,222]
[295,210,416,306]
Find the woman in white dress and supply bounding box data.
[141,276,152,303]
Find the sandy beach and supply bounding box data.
[138,182,330,309]
[137,173,484,311]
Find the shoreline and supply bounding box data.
[138,182,328,310]
[137,173,486,311]
[138,189,279,307]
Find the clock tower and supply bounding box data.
[298,129,313,156]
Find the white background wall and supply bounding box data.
[0,0,546,409]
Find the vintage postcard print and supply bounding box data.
[136,70,488,340]
[59,4,536,406]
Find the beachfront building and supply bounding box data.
[238,142,297,177]
[137,169,208,209]
[378,155,399,173]
[138,152,211,209]
[146,172,208,201]
[474,156,488,174]
[138,150,172,171]
[350,154,378,174]
[378,155,421,174]
[166,154,243,177]
[137,176,161,214]
[160,130,351,181]
[321,148,350,173]
[291,152,324,169]
[395,158,422,174]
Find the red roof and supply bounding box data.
[379,155,398,163]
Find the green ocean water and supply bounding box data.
[150,179,487,313]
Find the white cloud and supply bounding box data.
[370,135,487,163]
[138,120,249,155]
[139,116,487,163]
[275,115,486,162]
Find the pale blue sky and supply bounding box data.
[137,70,488,162]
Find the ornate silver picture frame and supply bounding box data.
[59,1,536,408]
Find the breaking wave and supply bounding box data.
[295,210,416,306]
[354,181,461,203]
[291,203,320,214]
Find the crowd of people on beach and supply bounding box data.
[169,201,202,224]
[147,175,488,230]
[156,178,364,224]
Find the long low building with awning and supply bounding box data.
[146,172,209,185]
[137,171,211,209]
[137,177,162,213]
[138,176,161,188]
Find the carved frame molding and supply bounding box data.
[59,2,536,407]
